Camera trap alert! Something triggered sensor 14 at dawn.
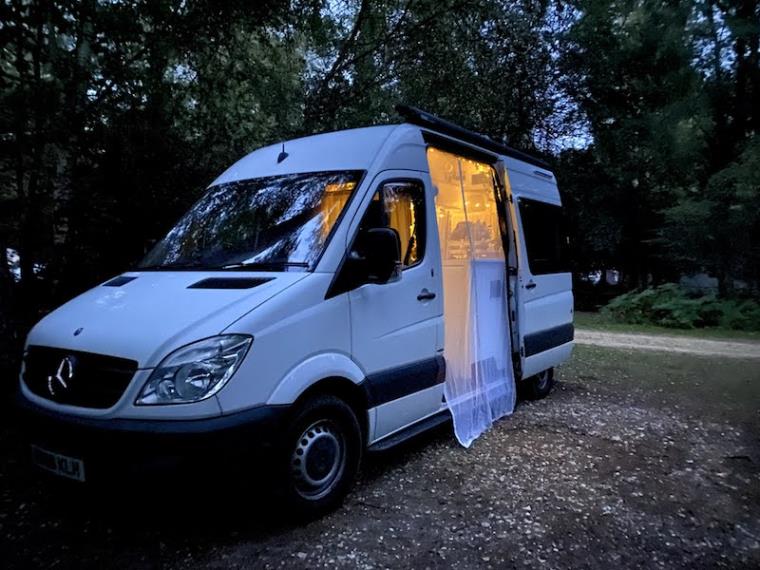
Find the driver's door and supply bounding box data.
[344,172,444,442]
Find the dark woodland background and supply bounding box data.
[1,0,759,384]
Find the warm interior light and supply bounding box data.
[325,181,356,193]
[427,147,501,260]
[320,182,355,237]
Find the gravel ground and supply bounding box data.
[1,345,759,569]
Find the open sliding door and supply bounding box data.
[426,147,515,447]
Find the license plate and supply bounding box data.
[31,445,86,482]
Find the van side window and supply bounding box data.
[518,198,570,275]
[359,181,426,269]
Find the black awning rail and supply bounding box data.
[395,104,551,171]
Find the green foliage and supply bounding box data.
[560,0,760,292]
[1,0,759,344]
[661,136,760,293]
[561,0,713,285]
[602,284,760,331]
[0,0,568,288]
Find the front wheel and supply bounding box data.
[522,368,554,400]
[278,395,362,517]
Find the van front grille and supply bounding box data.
[22,346,137,409]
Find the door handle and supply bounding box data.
[417,289,436,301]
[525,281,537,290]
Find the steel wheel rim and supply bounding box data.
[291,419,346,500]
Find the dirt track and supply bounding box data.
[575,329,760,359]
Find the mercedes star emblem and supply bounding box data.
[47,356,75,397]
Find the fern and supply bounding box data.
[601,284,760,331]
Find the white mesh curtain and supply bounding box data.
[429,149,516,447]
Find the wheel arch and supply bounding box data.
[266,353,370,438]
[293,377,370,439]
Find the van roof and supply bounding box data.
[212,110,553,187]
[212,125,399,186]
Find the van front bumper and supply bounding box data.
[16,393,289,482]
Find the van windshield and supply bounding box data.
[138,171,362,271]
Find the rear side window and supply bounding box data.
[518,198,570,275]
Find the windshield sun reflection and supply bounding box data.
[138,171,362,271]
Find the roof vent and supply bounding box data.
[188,277,273,290]
[103,275,137,287]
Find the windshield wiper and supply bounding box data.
[220,261,310,271]
[137,261,210,271]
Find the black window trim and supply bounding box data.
[325,176,427,299]
[517,196,569,276]
[380,179,427,272]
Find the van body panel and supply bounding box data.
[212,126,398,186]
[519,281,573,339]
[508,166,573,378]
[374,127,429,172]
[344,169,444,439]
[519,276,574,377]
[503,158,559,203]
[345,171,442,373]
[24,271,307,369]
[219,273,352,414]
[265,353,365,405]
[521,342,574,380]
[370,384,444,444]
[213,124,429,189]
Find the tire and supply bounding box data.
[277,395,362,517]
[522,368,554,401]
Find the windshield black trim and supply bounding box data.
[219,261,309,271]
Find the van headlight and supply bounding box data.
[136,335,252,405]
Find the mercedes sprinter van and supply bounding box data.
[18,107,573,514]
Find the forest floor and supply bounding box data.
[2,345,759,569]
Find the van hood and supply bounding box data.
[26,271,309,368]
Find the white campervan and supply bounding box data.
[18,107,573,514]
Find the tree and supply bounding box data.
[562,0,712,287]
[657,0,760,294]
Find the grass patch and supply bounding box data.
[562,344,760,427]
[575,311,760,342]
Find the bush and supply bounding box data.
[601,284,760,331]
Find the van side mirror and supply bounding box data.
[363,228,401,284]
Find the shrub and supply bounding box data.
[601,284,760,331]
